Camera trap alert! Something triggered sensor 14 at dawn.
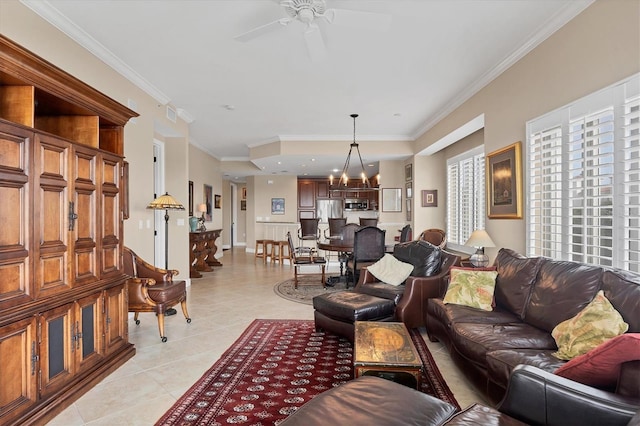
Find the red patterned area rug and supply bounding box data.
[156,319,459,426]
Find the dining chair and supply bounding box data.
[298,218,321,252]
[346,226,386,288]
[287,231,327,288]
[399,224,412,242]
[359,217,378,227]
[325,218,347,240]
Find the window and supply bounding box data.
[447,146,485,246]
[527,74,639,272]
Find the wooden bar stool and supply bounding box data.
[255,239,274,263]
[271,240,292,265]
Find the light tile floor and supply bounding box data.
[47,248,484,425]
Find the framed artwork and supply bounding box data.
[487,141,523,219]
[381,188,402,212]
[188,180,194,216]
[240,200,246,211]
[214,194,221,209]
[203,184,212,221]
[405,181,412,199]
[241,187,247,200]
[421,190,438,207]
[271,197,285,214]
[406,199,412,221]
[405,163,413,181]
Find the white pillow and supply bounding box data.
[367,254,414,286]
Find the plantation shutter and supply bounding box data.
[527,74,640,272]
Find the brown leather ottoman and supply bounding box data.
[312,291,395,342]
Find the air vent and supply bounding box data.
[166,105,177,123]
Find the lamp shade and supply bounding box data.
[147,192,185,211]
[465,229,495,249]
[197,203,207,213]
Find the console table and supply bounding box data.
[189,229,223,278]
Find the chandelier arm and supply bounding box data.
[354,144,371,188]
[338,145,354,186]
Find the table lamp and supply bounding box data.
[197,203,207,231]
[465,229,495,267]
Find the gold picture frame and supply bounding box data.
[486,141,523,219]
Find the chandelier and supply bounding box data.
[329,114,379,192]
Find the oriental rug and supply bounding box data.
[156,319,458,426]
[273,277,348,305]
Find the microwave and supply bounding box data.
[344,198,368,211]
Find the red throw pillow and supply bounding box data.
[554,333,640,388]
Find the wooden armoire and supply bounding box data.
[0,35,137,425]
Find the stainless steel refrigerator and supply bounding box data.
[316,199,344,223]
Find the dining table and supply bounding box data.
[317,239,395,286]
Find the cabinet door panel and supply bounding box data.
[71,147,97,284]
[0,317,37,421]
[297,180,315,209]
[75,293,104,372]
[0,123,32,307]
[34,134,70,298]
[104,284,127,354]
[100,155,121,276]
[39,303,74,399]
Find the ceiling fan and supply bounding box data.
[235,0,392,62]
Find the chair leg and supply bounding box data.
[294,265,299,289]
[134,312,140,325]
[321,265,326,288]
[180,299,192,323]
[157,312,167,343]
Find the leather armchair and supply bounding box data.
[356,250,461,328]
[124,247,191,342]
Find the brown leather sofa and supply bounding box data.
[280,365,640,426]
[313,242,460,341]
[426,248,640,404]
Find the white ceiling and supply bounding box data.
[23,0,592,180]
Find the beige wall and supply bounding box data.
[414,0,640,260]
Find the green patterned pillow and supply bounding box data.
[443,267,498,311]
[552,290,629,360]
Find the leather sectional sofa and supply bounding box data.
[280,365,640,426]
[426,248,640,404]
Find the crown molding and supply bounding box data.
[20,0,172,106]
[411,0,594,140]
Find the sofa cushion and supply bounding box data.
[493,249,547,319]
[443,267,498,311]
[427,299,519,328]
[523,260,603,332]
[486,349,566,391]
[601,268,640,332]
[444,403,527,426]
[393,240,441,277]
[367,253,414,286]
[551,290,628,360]
[554,333,640,389]
[356,282,405,305]
[451,322,557,366]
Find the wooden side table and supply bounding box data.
[354,321,422,389]
[189,229,222,278]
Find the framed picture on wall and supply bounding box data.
[241,187,247,200]
[487,141,523,219]
[405,163,413,181]
[382,188,402,212]
[188,180,194,216]
[271,197,285,214]
[406,199,412,221]
[214,194,221,209]
[240,200,246,211]
[421,190,438,207]
[406,181,412,199]
[203,184,212,221]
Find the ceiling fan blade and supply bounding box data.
[325,8,392,31]
[304,24,327,62]
[235,18,292,42]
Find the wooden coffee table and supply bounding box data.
[353,321,423,389]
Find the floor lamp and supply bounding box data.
[147,192,185,315]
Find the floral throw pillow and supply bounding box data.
[442,267,498,311]
[552,290,629,360]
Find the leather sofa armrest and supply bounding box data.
[498,365,640,426]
